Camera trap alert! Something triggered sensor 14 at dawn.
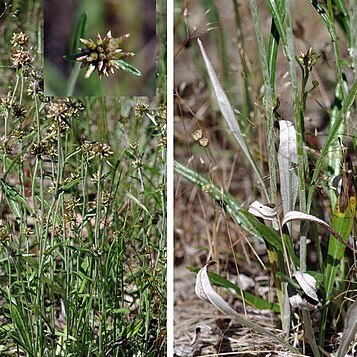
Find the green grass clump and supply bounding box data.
[0,1,167,356]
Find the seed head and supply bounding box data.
[10,49,33,68]
[12,104,27,119]
[47,98,84,122]
[135,102,150,117]
[11,32,29,47]
[10,31,34,70]
[297,47,321,72]
[91,142,113,159]
[11,129,25,141]
[74,31,135,79]
[158,137,167,148]
[31,141,49,160]
[0,220,10,242]
[1,93,12,109]
[80,140,95,156]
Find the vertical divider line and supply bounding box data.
[167,0,174,356]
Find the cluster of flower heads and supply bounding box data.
[46,98,85,136]
[47,98,84,121]
[134,102,150,117]
[26,98,84,160]
[1,94,27,118]
[75,31,135,78]
[133,102,167,150]
[297,47,321,74]
[0,220,10,242]
[8,31,44,98]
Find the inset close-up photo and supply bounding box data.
[174,1,357,356]
[44,0,156,96]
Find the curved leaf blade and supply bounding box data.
[187,266,280,312]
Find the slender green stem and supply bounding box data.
[328,80,347,208]
[94,160,103,246]
[66,63,81,96]
[267,0,284,90]
[232,0,252,119]
[249,0,276,205]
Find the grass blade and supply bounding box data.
[264,0,286,45]
[175,160,274,244]
[115,60,142,76]
[307,76,357,210]
[10,304,34,356]
[66,11,87,96]
[187,266,280,312]
[240,210,283,251]
[249,0,278,205]
[197,38,269,200]
[319,153,356,346]
[0,178,33,216]
[195,263,299,353]
[71,11,87,56]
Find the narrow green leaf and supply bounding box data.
[126,192,150,214]
[115,60,142,76]
[174,161,257,239]
[319,153,356,346]
[264,0,287,45]
[267,0,283,89]
[57,176,81,194]
[197,39,269,200]
[65,11,87,95]
[71,11,87,55]
[0,178,32,216]
[239,210,283,251]
[112,308,131,314]
[10,304,33,355]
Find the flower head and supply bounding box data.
[10,31,33,69]
[11,32,29,47]
[10,49,33,68]
[297,47,321,72]
[73,31,135,79]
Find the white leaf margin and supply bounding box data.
[278,120,298,215]
[248,200,278,221]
